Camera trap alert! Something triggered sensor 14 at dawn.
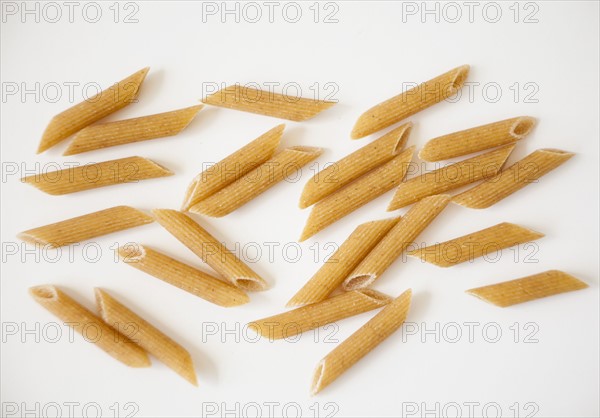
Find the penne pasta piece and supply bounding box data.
[453,149,574,209]
[419,116,536,161]
[300,123,412,208]
[152,209,268,291]
[63,105,204,155]
[37,67,149,153]
[345,195,450,290]
[387,144,515,210]
[182,124,284,210]
[29,285,150,367]
[118,244,249,307]
[311,289,412,395]
[300,147,414,241]
[202,84,336,121]
[287,217,400,307]
[18,206,153,248]
[250,290,392,340]
[466,270,588,307]
[21,156,172,195]
[95,289,198,385]
[189,146,323,217]
[351,65,469,139]
[408,222,544,267]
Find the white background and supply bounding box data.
[1,1,599,417]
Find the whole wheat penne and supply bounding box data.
[152,209,267,291]
[95,289,198,385]
[63,105,203,155]
[29,285,150,367]
[18,206,153,248]
[408,222,544,267]
[300,123,412,208]
[311,289,412,395]
[250,290,391,340]
[202,84,336,121]
[467,270,588,307]
[189,146,322,217]
[118,244,249,307]
[182,124,284,210]
[453,149,574,209]
[287,217,400,307]
[387,144,515,210]
[21,156,172,195]
[300,147,414,241]
[345,195,450,290]
[37,68,149,153]
[351,65,469,139]
[419,116,536,161]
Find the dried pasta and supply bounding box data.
[351,65,469,139]
[37,67,149,153]
[21,156,172,195]
[300,123,412,208]
[202,84,335,121]
[64,105,203,155]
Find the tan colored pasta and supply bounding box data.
[351,65,469,139]
[453,149,574,209]
[467,270,588,307]
[287,217,400,307]
[182,124,284,210]
[63,105,203,155]
[250,290,391,340]
[95,289,198,385]
[419,116,536,161]
[202,85,336,121]
[300,123,412,208]
[37,68,149,153]
[311,289,412,395]
[300,147,414,241]
[18,206,153,248]
[152,209,267,291]
[387,144,515,210]
[189,146,322,217]
[345,195,450,290]
[118,244,249,307]
[408,222,544,267]
[29,285,150,367]
[21,156,172,195]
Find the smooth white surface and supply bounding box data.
[1,1,598,417]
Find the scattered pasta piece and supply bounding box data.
[21,156,172,195]
[18,206,153,248]
[95,289,198,385]
[152,209,268,291]
[300,123,412,208]
[351,65,469,139]
[466,270,588,307]
[202,85,336,121]
[311,289,412,395]
[453,149,574,209]
[345,195,450,290]
[29,285,150,367]
[64,105,203,155]
[419,116,536,161]
[182,124,284,210]
[118,244,249,307]
[387,144,514,210]
[37,67,149,153]
[189,146,322,217]
[250,290,391,340]
[408,222,544,267]
[300,146,414,241]
[287,217,399,307]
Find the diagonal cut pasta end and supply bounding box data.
[509,116,536,140]
[343,273,376,291]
